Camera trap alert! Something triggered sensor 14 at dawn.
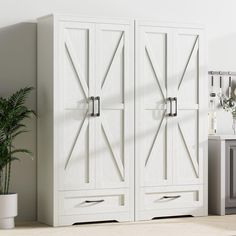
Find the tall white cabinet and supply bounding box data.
[135,21,208,220]
[37,15,134,226]
[37,15,208,226]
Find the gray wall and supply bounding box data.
[0,23,37,221]
[0,0,236,221]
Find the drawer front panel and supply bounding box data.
[141,185,203,210]
[59,189,129,215]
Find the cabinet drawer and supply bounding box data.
[141,185,203,210]
[59,189,129,216]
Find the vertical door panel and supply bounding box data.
[95,23,134,189]
[173,29,205,185]
[136,25,172,187]
[58,22,95,190]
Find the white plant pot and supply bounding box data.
[0,193,17,229]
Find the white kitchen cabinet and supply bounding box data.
[37,15,134,226]
[37,15,208,226]
[135,21,208,220]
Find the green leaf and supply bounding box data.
[10,157,20,162]
[11,130,28,138]
[11,149,33,156]
[8,87,34,109]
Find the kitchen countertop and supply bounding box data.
[208,134,236,140]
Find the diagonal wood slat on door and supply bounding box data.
[178,36,199,90]
[145,110,166,167]
[64,111,89,169]
[101,115,124,180]
[178,123,199,177]
[145,36,166,101]
[101,32,124,89]
[65,33,89,99]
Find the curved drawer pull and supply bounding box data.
[162,195,181,199]
[84,200,104,203]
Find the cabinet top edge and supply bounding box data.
[209,134,236,140]
[37,14,205,29]
[37,14,134,25]
[135,20,205,29]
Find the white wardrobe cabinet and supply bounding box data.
[37,15,208,226]
[37,15,134,226]
[135,21,208,220]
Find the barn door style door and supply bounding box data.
[172,29,206,185]
[58,22,96,190]
[95,23,134,189]
[135,25,173,187]
[58,21,134,191]
[135,22,207,221]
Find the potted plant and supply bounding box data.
[0,87,35,229]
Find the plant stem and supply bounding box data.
[0,170,2,194]
[4,164,8,194]
[6,162,11,194]
[6,138,12,194]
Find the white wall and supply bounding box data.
[0,0,236,221]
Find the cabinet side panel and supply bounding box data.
[208,140,225,215]
[37,16,54,226]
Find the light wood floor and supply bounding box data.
[2,215,236,236]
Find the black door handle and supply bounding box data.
[90,96,95,117]
[173,97,177,117]
[84,199,104,203]
[168,97,173,116]
[95,96,100,117]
